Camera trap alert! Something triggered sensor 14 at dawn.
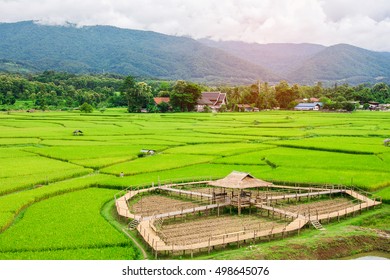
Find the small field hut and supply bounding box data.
[73,129,83,136]
[209,171,273,214]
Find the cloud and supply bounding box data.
[321,0,390,22]
[0,0,389,51]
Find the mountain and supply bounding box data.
[1,21,389,85]
[287,44,390,84]
[198,39,326,76]
[0,21,279,84]
[199,40,390,85]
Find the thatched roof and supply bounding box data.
[209,171,273,189]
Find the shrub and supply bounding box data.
[342,102,356,112]
[79,102,93,113]
[219,104,227,112]
[203,105,212,113]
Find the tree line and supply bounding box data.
[1,71,389,112]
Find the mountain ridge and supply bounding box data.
[287,43,390,84]
[0,21,389,85]
[198,39,326,76]
[0,21,280,84]
[200,39,390,85]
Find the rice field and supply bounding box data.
[0,188,138,259]
[0,109,389,259]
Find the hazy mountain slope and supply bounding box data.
[288,44,390,84]
[198,39,325,75]
[0,21,279,83]
[199,39,390,84]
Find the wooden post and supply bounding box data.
[238,192,241,215]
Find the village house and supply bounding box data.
[368,101,380,110]
[197,92,227,112]
[294,102,323,111]
[153,97,170,105]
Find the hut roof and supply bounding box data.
[153,97,170,105]
[209,171,273,189]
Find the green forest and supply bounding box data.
[1,71,390,113]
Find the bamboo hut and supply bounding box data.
[209,171,273,214]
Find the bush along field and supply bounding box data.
[0,109,389,259]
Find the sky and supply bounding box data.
[1,0,390,51]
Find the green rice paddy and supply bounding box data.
[0,109,389,259]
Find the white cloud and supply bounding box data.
[0,0,389,51]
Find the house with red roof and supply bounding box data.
[153,97,170,105]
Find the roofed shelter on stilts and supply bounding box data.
[209,171,273,215]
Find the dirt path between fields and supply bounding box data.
[122,229,148,260]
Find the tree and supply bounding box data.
[135,81,153,109]
[0,91,16,105]
[258,82,278,109]
[275,81,298,109]
[79,102,93,113]
[246,83,260,104]
[170,80,201,111]
[372,83,390,103]
[120,76,152,112]
[313,82,323,97]
[227,86,244,111]
[157,102,170,113]
[120,76,137,112]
